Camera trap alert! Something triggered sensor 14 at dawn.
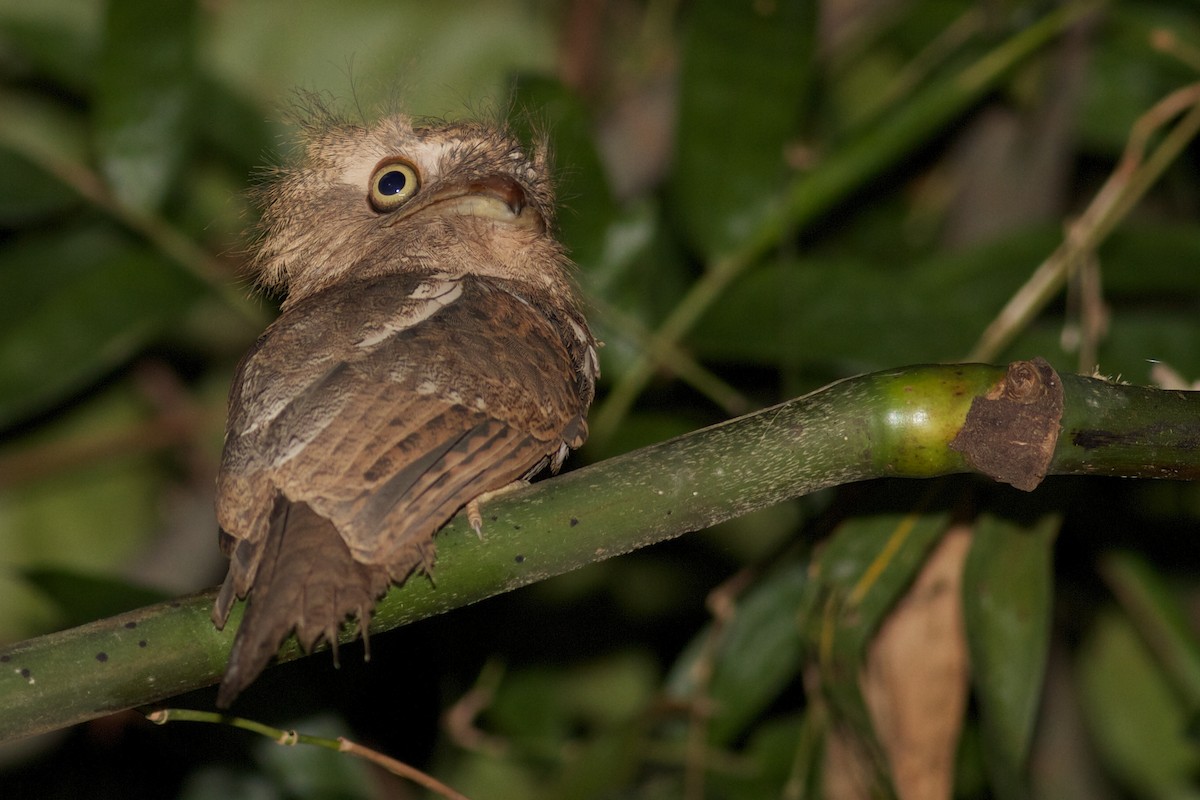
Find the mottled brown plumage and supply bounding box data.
[212,108,598,707]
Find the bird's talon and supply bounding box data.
[467,498,485,539]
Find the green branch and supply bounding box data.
[1,362,1197,743]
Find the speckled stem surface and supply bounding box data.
[2,363,1197,743]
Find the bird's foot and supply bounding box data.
[466,480,530,538]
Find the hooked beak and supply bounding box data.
[390,175,544,232]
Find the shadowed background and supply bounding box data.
[1,0,1199,797]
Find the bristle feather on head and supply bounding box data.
[246,99,565,308]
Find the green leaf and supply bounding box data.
[780,4,1092,243]
[0,148,79,226]
[669,0,815,258]
[509,75,619,280]
[193,75,277,178]
[796,482,956,785]
[0,15,98,95]
[477,653,654,798]
[1078,610,1200,799]
[0,381,176,640]
[709,715,815,799]
[451,756,540,800]
[1102,223,1200,296]
[0,89,92,218]
[665,560,810,745]
[553,724,643,800]
[487,653,657,741]
[962,507,1059,798]
[1100,551,1200,729]
[508,76,682,363]
[95,0,197,212]
[690,227,1056,373]
[0,226,203,428]
[1079,4,1200,154]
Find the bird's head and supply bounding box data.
[251,109,570,307]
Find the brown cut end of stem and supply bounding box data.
[950,358,1063,491]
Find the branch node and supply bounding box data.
[950,358,1063,491]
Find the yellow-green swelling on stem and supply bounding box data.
[865,366,1001,478]
[1,363,1196,743]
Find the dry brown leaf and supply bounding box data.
[823,525,972,799]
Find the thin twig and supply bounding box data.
[682,568,755,800]
[339,738,472,800]
[594,4,1090,443]
[442,658,510,756]
[969,82,1200,361]
[848,7,985,128]
[592,295,752,417]
[146,708,472,800]
[1061,253,1108,373]
[1151,27,1200,73]
[593,252,749,441]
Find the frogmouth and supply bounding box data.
[212,108,598,707]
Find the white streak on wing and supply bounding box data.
[566,317,601,380]
[239,388,290,438]
[409,273,459,299]
[240,348,337,437]
[356,278,462,349]
[275,431,313,465]
[240,277,461,463]
[271,398,346,468]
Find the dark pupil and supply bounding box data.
[378,170,408,196]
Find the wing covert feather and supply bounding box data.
[217,271,595,580]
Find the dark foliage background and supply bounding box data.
[1,0,1198,797]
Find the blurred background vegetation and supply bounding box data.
[1,0,1199,797]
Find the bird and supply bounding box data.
[210,105,599,708]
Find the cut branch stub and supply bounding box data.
[950,358,1064,491]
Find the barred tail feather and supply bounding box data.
[215,496,391,708]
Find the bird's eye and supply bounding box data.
[368,158,420,212]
